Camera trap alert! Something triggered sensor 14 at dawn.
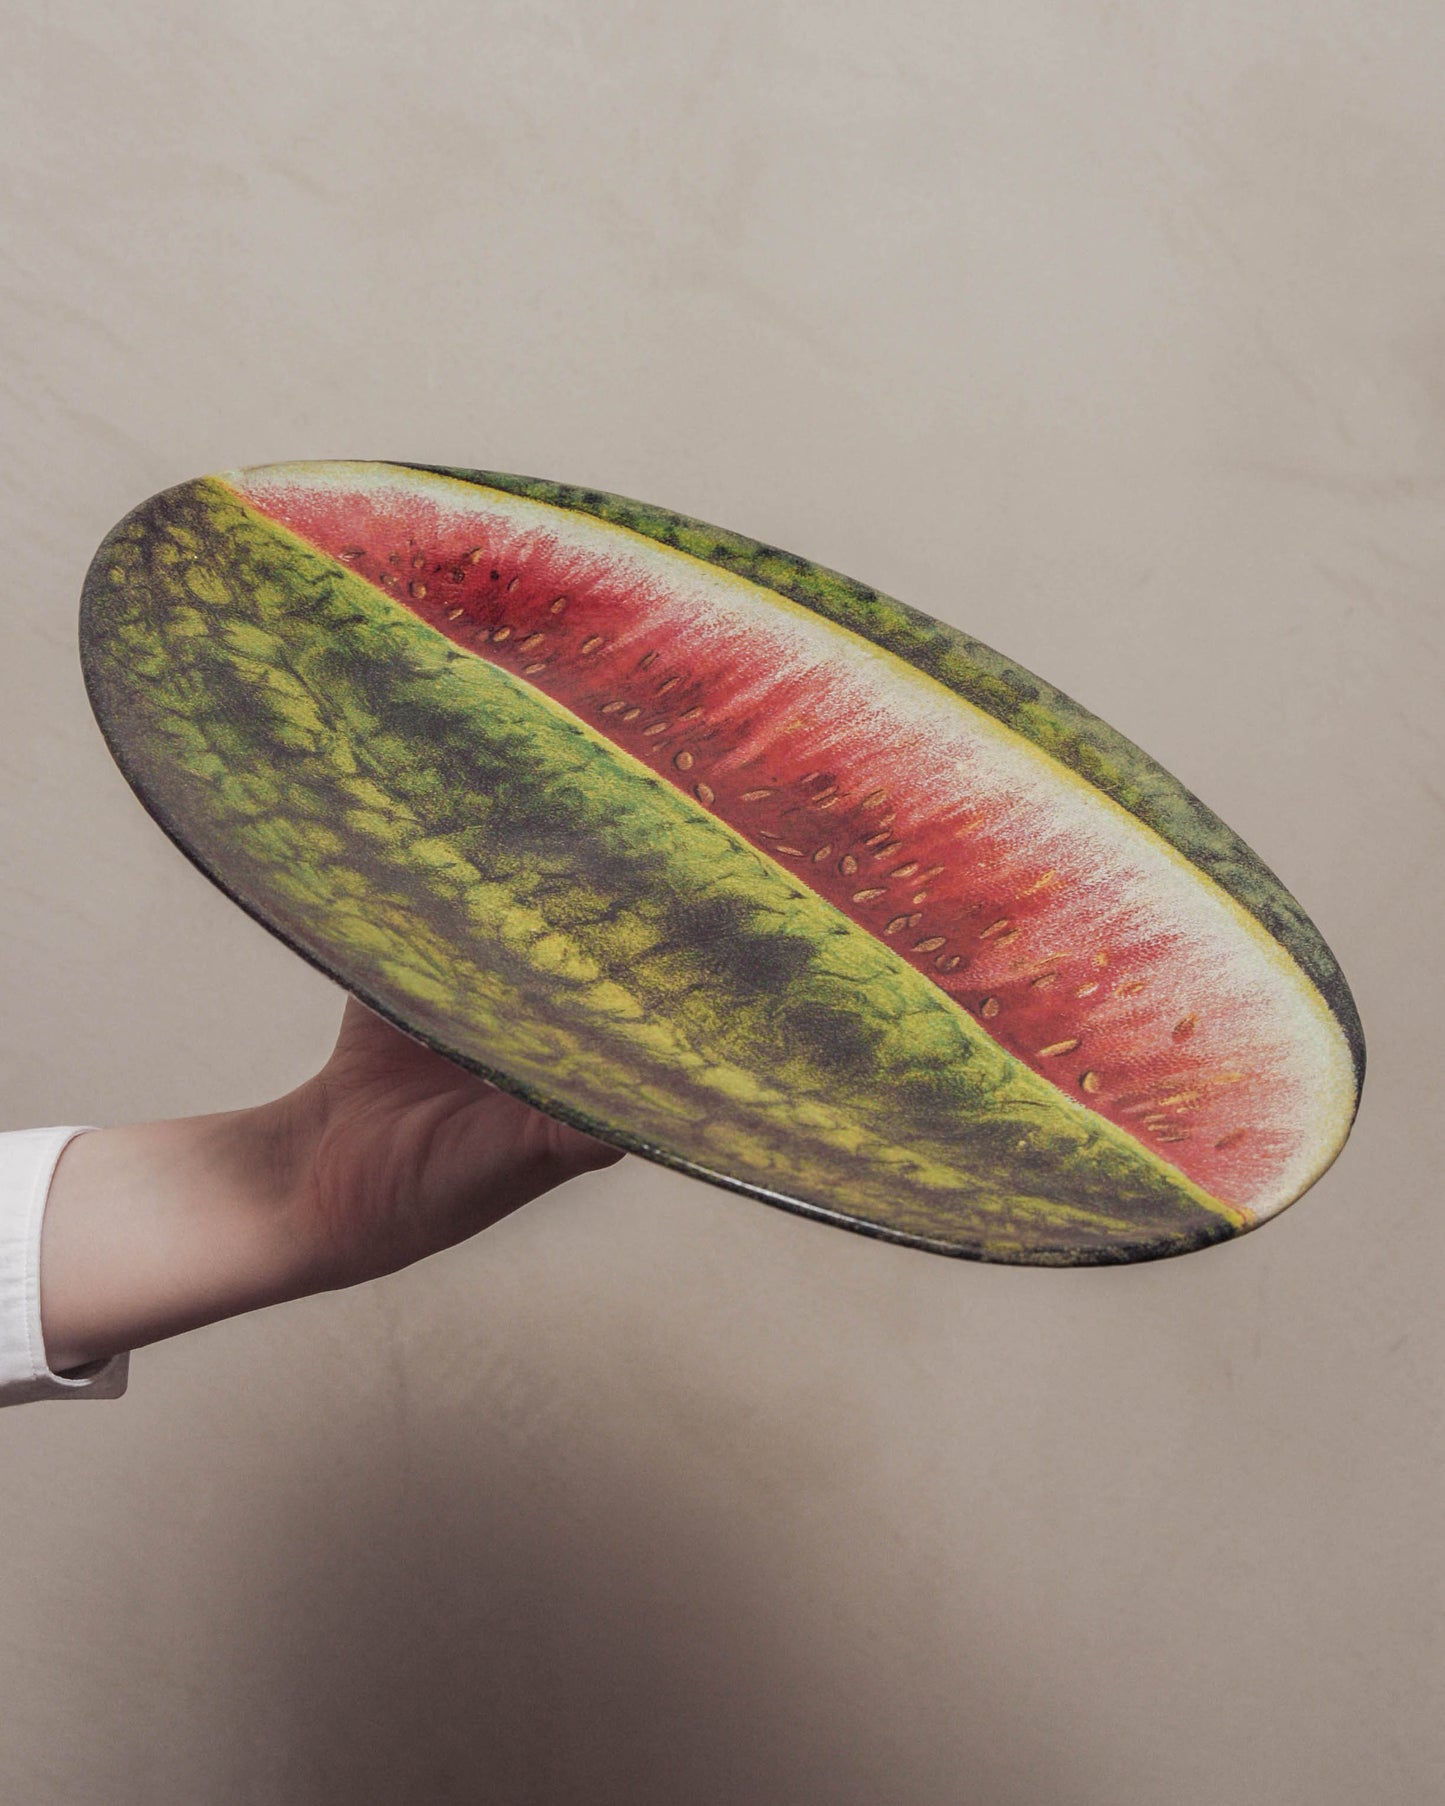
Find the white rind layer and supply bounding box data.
[228,461,1358,1221]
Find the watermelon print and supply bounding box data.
[79,462,1363,1264]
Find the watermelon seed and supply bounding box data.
[695,782,716,806]
[1039,1038,1081,1057]
[388,551,403,565]
[524,661,547,674]
[852,887,886,903]
[912,891,929,904]
[979,918,1012,940]
[816,795,843,811]
[920,865,946,881]
[622,707,641,722]
[839,854,859,876]
[518,633,545,652]
[550,596,569,613]
[643,719,670,737]
[1155,1130,1188,1143]
[1214,1129,1248,1150]
[674,750,695,771]
[862,831,891,850]
[1075,982,1099,997]
[885,915,910,935]
[411,552,428,571]
[915,935,946,953]
[1031,972,1058,988]
[446,608,464,621]
[777,844,805,857]
[466,548,486,564]
[1115,978,1145,997]
[491,626,511,642]
[741,789,773,803]
[935,952,963,972]
[638,650,658,669]
[1079,1070,1102,1093]
[678,706,705,722]
[490,569,500,581]
[340,545,366,562]
[981,997,1000,1018]
[600,700,627,715]
[656,676,681,696]
[813,845,832,862]
[1172,1012,1199,1040]
[1093,951,1110,968]
[1017,869,1059,897]
[861,790,889,810]
[874,840,904,860]
[580,635,604,654]
[447,567,466,584]
[892,862,920,879]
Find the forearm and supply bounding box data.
[38,1103,318,1373]
[31,1000,620,1379]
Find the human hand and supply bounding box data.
[39,999,623,1373]
[276,997,624,1289]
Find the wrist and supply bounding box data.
[39,1101,325,1372]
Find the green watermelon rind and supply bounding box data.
[406,463,1365,1090]
[78,476,1246,1266]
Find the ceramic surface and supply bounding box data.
[80,461,1363,1263]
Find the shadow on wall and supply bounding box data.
[200,1247,1087,1806]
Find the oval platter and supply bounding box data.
[80,462,1364,1265]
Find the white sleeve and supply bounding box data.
[0,1127,130,1406]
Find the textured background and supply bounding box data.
[1,3,1440,1801]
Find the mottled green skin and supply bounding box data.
[80,478,1242,1264]
[411,464,1364,1086]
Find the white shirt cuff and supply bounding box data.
[0,1127,130,1405]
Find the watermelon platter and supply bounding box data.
[79,462,1364,1266]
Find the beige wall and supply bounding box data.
[2,4,1440,1801]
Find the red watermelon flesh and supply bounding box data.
[228,464,1358,1224]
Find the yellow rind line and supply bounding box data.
[216,470,1286,1229]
